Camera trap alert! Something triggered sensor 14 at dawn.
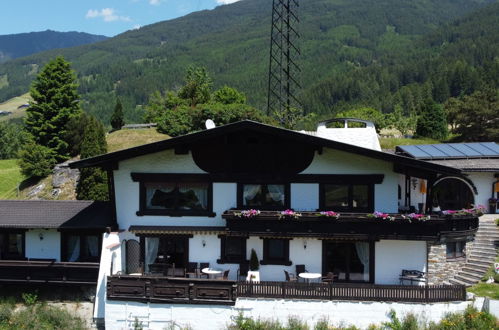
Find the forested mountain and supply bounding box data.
[0,0,495,123]
[0,30,107,63]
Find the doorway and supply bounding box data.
[156,236,189,268]
[433,178,474,210]
[322,241,373,283]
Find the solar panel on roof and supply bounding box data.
[432,144,465,157]
[451,144,482,156]
[417,145,448,158]
[482,142,499,154]
[464,143,492,156]
[399,145,431,158]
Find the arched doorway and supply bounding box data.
[432,177,475,210]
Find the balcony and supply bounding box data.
[222,210,479,241]
[0,260,99,285]
[107,275,466,305]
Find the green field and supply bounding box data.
[0,159,24,199]
[107,128,169,152]
[0,93,31,122]
[380,137,441,150]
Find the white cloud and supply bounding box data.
[216,0,241,4]
[132,24,142,30]
[149,0,161,5]
[85,8,131,22]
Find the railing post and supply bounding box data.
[425,284,429,303]
[329,282,333,300]
[282,282,286,299]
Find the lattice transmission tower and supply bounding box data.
[267,0,301,125]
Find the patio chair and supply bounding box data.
[399,269,426,285]
[284,270,297,282]
[295,264,307,275]
[186,262,198,278]
[221,269,230,280]
[199,262,210,278]
[165,263,176,277]
[321,272,335,283]
[237,262,249,281]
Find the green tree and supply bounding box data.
[18,142,56,178]
[212,86,246,104]
[178,66,212,107]
[64,112,93,157]
[24,56,81,161]
[386,104,417,136]
[144,90,186,123]
[452,89,499,141]
[0,123,27,159]
[273,106,304,129]
[76,115,108,201]
[336,107,388,132]
[110,98,125,131]
[415,99,448,140]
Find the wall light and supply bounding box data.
[303,240,307,249]
[38,232,44,240]
[411,178,418,190]
[202,240,206,247]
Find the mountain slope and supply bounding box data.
[0,0,494,123]
[0,30,108,63]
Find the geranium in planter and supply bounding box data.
[318,211,340,219]
[367,211,395,221]
[279,209,301,219]
[402,213,430,222]
[234,209,261,218]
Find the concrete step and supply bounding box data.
[454,274,479,285]
[460,269,486,279]
[462,264,490,273]
[467,257,496,267]
[469,251,497,258]
[449,277,473,287]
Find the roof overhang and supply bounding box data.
[129,226,226,236]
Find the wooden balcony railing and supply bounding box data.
[222,211,479,240]
[107,276,466,305]
[0,260,99,285]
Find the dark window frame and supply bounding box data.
[0,231,25,260]
[218,235,247,264]
[237,183,290,210]
[446,241,465,260]
[61,231,102,263]
[260,238,292,266]
[133,174,214,217]
[319,183,374,212]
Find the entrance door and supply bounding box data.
[157,236,188,268]
[433,178,474,210]
[323,241,371,283]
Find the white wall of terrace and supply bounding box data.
[25,229,61,261]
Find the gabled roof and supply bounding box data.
[69,120,461,176]
[0,200,114,229]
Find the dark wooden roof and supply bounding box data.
[0,200,114,229]
[69,120,461,176]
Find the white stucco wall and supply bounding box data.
[301,148,398,213]
[25,229,61,261]
[106,298,474,330]
[467,172,496,209]
[375,240,427,285]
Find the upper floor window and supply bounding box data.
[238,183,289,210]
[146,182,209,211]
[320,184,373,212]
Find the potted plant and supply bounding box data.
[248,249,260,282]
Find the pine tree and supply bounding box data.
[110,98,125,130]
[25,56,81,161]
[76,115,109,201]
[415,99,448,140]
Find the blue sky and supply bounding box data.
[0,0,241,37]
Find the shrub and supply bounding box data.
[21,291,38,306]
[249,249,259,271]
[18,142,57,178]
[7,304,86,330]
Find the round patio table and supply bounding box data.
[298,272,321,283]
[202,268,222,279]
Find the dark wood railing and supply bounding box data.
[107,276,466,305]
[223,211,479,240]
[0,260,99,285]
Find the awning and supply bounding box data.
[129,226,226,235]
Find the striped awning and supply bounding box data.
[129,225,226,235]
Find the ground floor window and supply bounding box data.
[219,236,247,263]
[144,235,189,271]
[0,232,24,260]
[446,241,465,259]
[62,233,101,262]
[323,241,372,283]
[261,238,291,265]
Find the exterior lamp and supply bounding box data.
[202,239,206,247]
[411,178,418,190]
[303,240,307,249]
[38,232,44,240]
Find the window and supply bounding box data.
[219,236,247,263]
[261,238,291,265]
[446,241,465,259]
[62,233,101,262]
[320,184,373,212]
[0,232,24,260]
[138,180,213,216]
[238,184,289,210]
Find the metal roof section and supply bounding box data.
[396,142,499,160]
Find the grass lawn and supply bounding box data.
[0,93,31,122]
[107,128,169,152]
[0,159,24,199]
[380,137,440,150]
[468,282,499,300]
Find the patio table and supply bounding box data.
[299,272,321,283]
[202,268,222,279]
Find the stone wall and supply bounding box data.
[427,241,471,284]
